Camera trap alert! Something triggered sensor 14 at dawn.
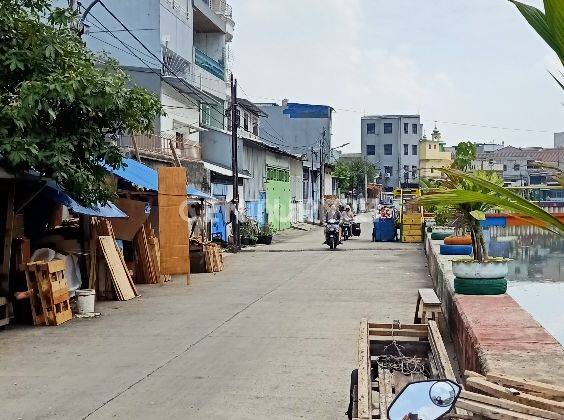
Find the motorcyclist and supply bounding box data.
[324,204,342,244]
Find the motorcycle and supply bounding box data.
[341,221,352,241]
[325,218,340,250]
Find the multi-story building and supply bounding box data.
[554,132,564,149]
[361,115,422,189]
[257,101,334,223]
[419,126,452,180]
[472,146,564,186]
[83,0,235,189]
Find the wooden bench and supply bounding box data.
[414,288,443,329]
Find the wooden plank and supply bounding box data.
[456,398,544,420]
[1,183,15,288]
[98,236,136,301]
[158,167,190,277]
[357,319,372,419]
[25,263,46,326]
[461,390,561,419]
[368,323,428,331]
[418,288,441,305]
[369,329,429,338]
[486,372,564,401]
[377,367,393,420]
[428,320,456,381]
[465,377,564,415]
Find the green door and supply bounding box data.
[266,166,291,231]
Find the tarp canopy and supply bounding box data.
[44,181,128,219]
[106,158,215,200]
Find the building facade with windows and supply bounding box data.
[419,127,452,180]
[361,115,422,189]
[257,101,334,223]
[83,0,234,189]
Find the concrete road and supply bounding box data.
[0,215,433,419]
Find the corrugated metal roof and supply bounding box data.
[477,146,564,161]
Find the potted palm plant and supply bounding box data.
[417,168,564,294]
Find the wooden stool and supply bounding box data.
[414,288,444,330]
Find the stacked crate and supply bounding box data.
[25,260,72,326]
[402,213,423,243]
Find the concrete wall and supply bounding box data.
[194,32,225,62]
[160,83,201,142]
[200,127,243,169]
[361,116,422,188]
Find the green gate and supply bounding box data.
[265,166,291,231]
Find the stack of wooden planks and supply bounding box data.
[89,218,138,301]
[133,221,163,285]
[25,260,72,326]
[455,370,564,419]
[189,239,224,273]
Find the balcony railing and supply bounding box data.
[209,0,232,19]
[117,134,201,162]
[194,48,225,80]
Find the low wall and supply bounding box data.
[425,236,564,386]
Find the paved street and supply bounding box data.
[1,216,433,420]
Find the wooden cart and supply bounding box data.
[350,319,457,420]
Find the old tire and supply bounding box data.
[454,277,507,295]
[440,244,473,256]
[444,235,472,245]
[431,231,453,240]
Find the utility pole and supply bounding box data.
[311,146,315,223]
[318,129,326,224]
[230,74,240,251]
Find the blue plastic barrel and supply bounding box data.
[373,218,396,242]
[440,244,473,255]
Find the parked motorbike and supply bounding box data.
[387,379,461,420]
[325,219,340,250]
[341,221,352,241]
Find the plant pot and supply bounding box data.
[241,236,251,246]
[248,237,258,246]
[444,235,472,245]
[257,235,273,245]
[440,244,473,256]
[452,259,509,279]
[454,277,507,295]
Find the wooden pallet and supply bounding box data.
[26,260,72,326]
[0,297,11,328]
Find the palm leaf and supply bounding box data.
[543,0,564,64]
[509,1,563,63]
[550,71,564,90]
[416,169,564,233]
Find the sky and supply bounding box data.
[228,0,563,153]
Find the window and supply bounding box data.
[384,123,393,134]
[412,145,418,155]
[252,121,258,136]
[412,165,417,179]
[384,166,393,177]
[243,112,249,131]
[503,164,507,171]
[403,144,409,155]
[514,163,520,171]
[412,124,418,134]
[404,123,409,134]
[367,123,375,134]
[433,144,437,149]
[428,144,432,149]
[403,165,409,181]
[366,145,376,155]
[384,144,393,155]
[175,132,184,149]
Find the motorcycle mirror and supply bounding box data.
[387,379,461,420]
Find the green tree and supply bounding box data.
[452,141,477,171]
[333,159,378,195]
[0,0,163,205]
[509,0,564,89]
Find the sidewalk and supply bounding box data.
[1,219,434,419]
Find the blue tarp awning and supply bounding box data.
[44,181,128,219]
[106,158,215,200]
